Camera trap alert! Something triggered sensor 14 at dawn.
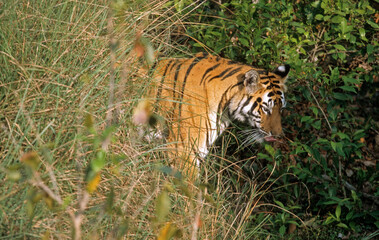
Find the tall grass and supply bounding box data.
[1,0,282,239]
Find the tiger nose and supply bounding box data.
[271,123,283,136]
[269,106,283,136]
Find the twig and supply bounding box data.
[343,180,379,206]
[31,172,63,205]
[68,11,116,235]
[31,164,91,240]
[191,190,203,240]
[306,84,332,132]
[70,191,90,240]
[321,174,379,206]
[106,7,116,127]
[256,203,306,226]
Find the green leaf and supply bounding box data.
[258,153,271,161]
[239,37,250,47]
[5,167,21,181]
[336,222,349,229]
[339,85,357,93]
[351,190,358,202]
[102,126,116,140]
[310,106,319,116]
[91,150,106,172]
[105,187,115,213]
[158,166,183,180]
[330,141,345,158]
[312,120,321,130]
[346,211,354,221]
[353,129,365,140]
[349,34,356,44]
[155,191,171,223]
[333,92,351,101]
[264,144,275,158]
[335,205,341,221]
[315,14,324,20]
[331,16,343,23]
[340,18,348,34]
[336,132,349,140]
[301,115,313,123]
[367,44,374,55]
[296,27,305,34]
[359,28,367,41]
[174,0,185,12]
[274,200,285,208]
[325,215,336,224]
[311,1,320,7]
[329,108,338,121]
[299,47,307,55]
[21,151,41,170]
[279,225,286,236]
[334,44,346,51]
[342,76,360,85]
[302,144,314,156]
[367,20,379,29]
[337,145,345,158]
[84,113,95,130]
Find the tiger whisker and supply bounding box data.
[238,128,266,148]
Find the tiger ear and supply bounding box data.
[244,69,261,94]
[274,64,290,80]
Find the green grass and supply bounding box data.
[1,0,110,237]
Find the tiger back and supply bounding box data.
[144,53,290,178]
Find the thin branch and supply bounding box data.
[106,7,116,127]
[321,175,379,206]
[31,172,63,205]
[306,84,332,132]
[191,191,203,240]
[255,203,306,226]
[70,191,90,240]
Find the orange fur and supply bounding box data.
[144,53,290,178]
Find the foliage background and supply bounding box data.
[177,0,379,237]
[0,0,378,239]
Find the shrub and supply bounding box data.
[176,0,379,237]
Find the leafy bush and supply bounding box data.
[176,0,379,237]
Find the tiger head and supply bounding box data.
[228,65,290,143]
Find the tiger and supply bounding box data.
[135,52,290,178]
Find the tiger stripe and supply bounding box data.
[221,67,243,81]
[178,54,209,120]
[200,63,221,85]
[207,67,234,83]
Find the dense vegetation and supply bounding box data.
[1,0,377,239]
[175,0,379,238]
